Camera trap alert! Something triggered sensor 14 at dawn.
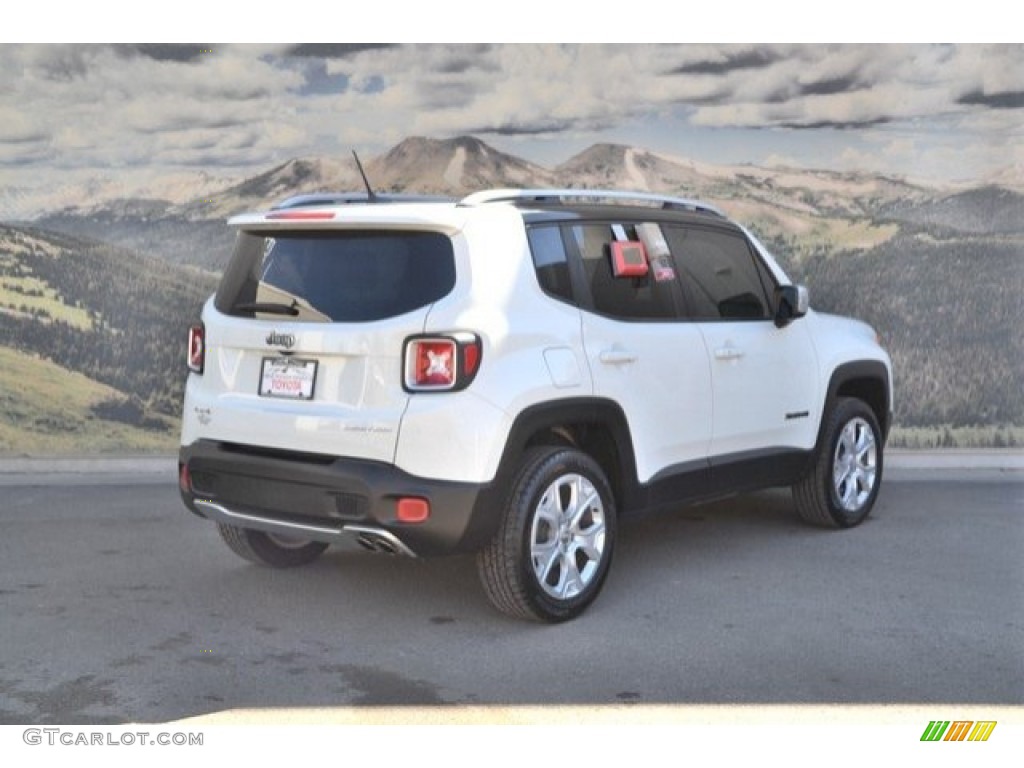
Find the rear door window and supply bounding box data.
[566,222,680,320]
[216,231,456,323]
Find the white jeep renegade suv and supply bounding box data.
[179,188,892,622]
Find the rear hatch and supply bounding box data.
[193,227,457,462]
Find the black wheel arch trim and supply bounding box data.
[490,397,641,511]
[816,360,892,452]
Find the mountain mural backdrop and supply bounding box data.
[1,136,1021,453]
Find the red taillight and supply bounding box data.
[187,323,204,374]
[409,339,456,388]
[403,333,482,392]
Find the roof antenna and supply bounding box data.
[352,150,377,202]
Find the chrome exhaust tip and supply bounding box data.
[344,525,415,557]
[355,530,401,555]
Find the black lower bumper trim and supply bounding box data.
[179,440,496,556]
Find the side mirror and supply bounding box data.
[774,284,809,328]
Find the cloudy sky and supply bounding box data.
[1,43,1022,210]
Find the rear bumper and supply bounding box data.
[178,440,499,556]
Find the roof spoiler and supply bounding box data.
[272,193,455,210]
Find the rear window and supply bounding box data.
[215,230,455,323]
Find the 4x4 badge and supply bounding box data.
[266,331,295,349]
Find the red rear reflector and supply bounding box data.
[187,323,204,373]
[397,497,430,524]
[265,210,336,220]
[179,463,191,493]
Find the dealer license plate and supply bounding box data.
[259,357,317,400]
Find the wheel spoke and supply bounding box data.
[861,465,877,490]
[839,475,857,507]
[532,539,560,586]
[565,476,597,525]
[539,485,562,515]
[840,423,857,458]
[570,488,599,529]
[834,460,852,488]
[558,555,585,599]
[534,505,560,532]
[854,424,873,454]
[559,478,578,524]
[574,519,605,560]
[852,467,866,497]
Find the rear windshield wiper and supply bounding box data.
[233,301,300,316]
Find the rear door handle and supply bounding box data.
[599,347,637,365]
[714,345,744,361]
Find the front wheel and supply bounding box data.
[794,397,884,528]
[217,523,329,567]
[477,447,617,622]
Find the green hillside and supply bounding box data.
[783,230,1024,428]
[0,224,216,421]
[35,209,235,272]
[0,347,177,454]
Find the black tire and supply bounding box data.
[216,523,328,567]
[476,447,617,622]
[794,397,884,528]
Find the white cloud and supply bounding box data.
[763,153,802,169]
[1,42,1021,202]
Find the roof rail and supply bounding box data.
[458,188,723,216]
[272,192,454,210]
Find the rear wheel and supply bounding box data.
[794,397,883,528]
[477,447,616,622]
[217,523,328,567]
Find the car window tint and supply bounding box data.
[567,222,677,320]
[216,230,455,323]
[663,226,771,320]
[527,225,574,304]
